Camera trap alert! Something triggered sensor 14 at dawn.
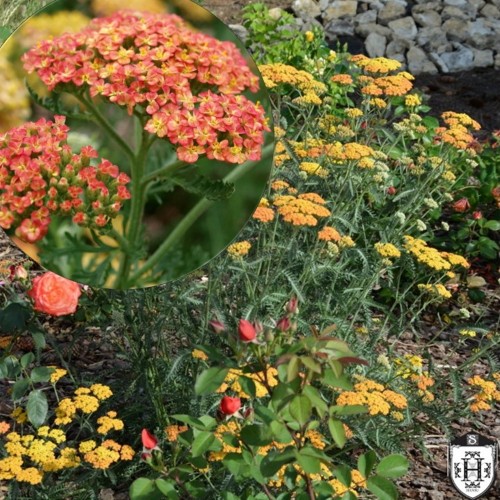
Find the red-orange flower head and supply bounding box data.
[0,117,130,243]
[141,429,159,450]
[22,11,270,165]
[238,319,256,342]
[453,197,471,213]
[220,396,241,415]
[28,272,81,316]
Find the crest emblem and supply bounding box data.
[449,433,498,499]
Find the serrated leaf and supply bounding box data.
[334,465,352,487]
[376,454,409,479]
[130,478,162,500]
[358,451,377,479]
[172,173,235,201]
[31,332,46,350]
[20,352,35,369]
[328,417,346,448]
[194,367,229,396]
[295,448,321,474]
[0,303,31,333]
[289,395,311,426]
[191,431,216,457]
[367,475,398,500]
[260,449,295,477]
[286,355,300,382]
[11,378,30,400]
[30,367,53,383]
[240,424,273,446]
[26,83,93,121]
[154,478,179,499]
[26,390,48,428]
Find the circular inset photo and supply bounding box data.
[0,0,274,288]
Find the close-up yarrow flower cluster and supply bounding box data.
[22,10,270,164]
[0,116,130,243]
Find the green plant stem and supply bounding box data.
[141,160,187,186]
[78,94,135,162]
[116,128,152,288]
[127,143,275,286]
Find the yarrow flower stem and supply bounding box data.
[126,142,275,287]
[77,93,135,163]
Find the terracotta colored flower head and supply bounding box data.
[452,198,470,213]
[28,272,81,316]
[141,429,158,450]
[22,11,270,165]
[220,396,241,416]
[238,319,256,342]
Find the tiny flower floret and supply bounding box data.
[0,117,130,242]
[22,11,270,164]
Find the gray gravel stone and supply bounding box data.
[323,1,359,20]
[467,18,496,49]
[325,19,356,37]
[292,0,321,19]
[378,0,407,25]
[365,31,387,57]
[480,3,500,19]
[388,16,418,39]
[440,44,474,72]
[472,48,494,67]
[407,45,438,73]
[442,18,469,42]
[355,9,377,24]
[412,10,442,27]
[417,27,451,52]
[355,22,392,37]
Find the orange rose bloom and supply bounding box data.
[28,272,81,316]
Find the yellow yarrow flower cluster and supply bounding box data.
[442,111,481,131]
[11,408,27,424]
[336,379,407,416]
[467,375,500,413]
[351,55,402,74]
[48,368,67,384]
[330,469,367,497]
[374,242,401,260]
[459,329,477,338]
[403,236,469,272]
[227,241,252,258]
[84,440,133,469]
[259,63,327,105]
[192,349,209,361]
[417,283,452,300]
[165,425,188,442]
[96,411,124,435]
[0,55,30,132]
[299,161,329,178]
[273,193,330,227]
[404,94,422,107]
[394,354,423,379]
[217,367,279,399]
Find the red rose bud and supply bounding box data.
[276,317,291,332]
[244,407,254,420]
[387,186,397,195]
[209,319,225,334]
[238,319,256,342]
[286,296,299,314]
[141,429,158,450]
[472,211,482,220]
[220,396,241,415]
[452,198,470,213]
[141,452,152,461]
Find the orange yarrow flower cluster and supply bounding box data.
[0,116,130,242]
[467,375,500,413]
[273,192,330,226]
[23,11,269,164]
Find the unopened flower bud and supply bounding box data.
[209,319,225,334]
[276,317,290,332]
[286,296,299,314]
